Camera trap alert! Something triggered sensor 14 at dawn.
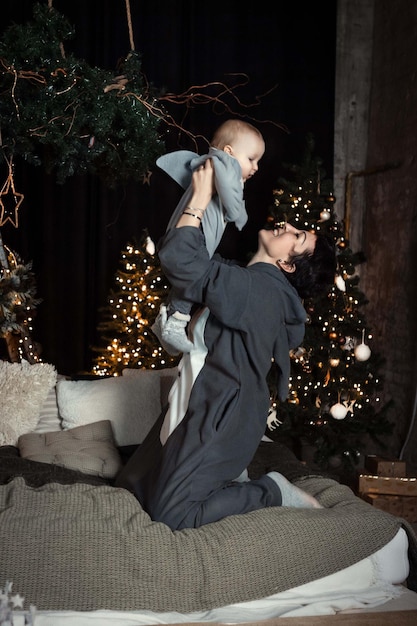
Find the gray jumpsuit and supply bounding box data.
[126,226,307,529]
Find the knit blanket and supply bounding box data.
[1,441,416,613]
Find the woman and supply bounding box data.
[117,159,336,530]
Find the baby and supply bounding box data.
[152,119,265,355]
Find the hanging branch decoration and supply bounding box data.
[0,3,163,187]
[0,3,284,188]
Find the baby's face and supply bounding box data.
[227,133,265,182]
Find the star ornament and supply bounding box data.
[142,169,152,185]
[0,173,24,227]
[10,592,25,609]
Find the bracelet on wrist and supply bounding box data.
[182,210,202,222]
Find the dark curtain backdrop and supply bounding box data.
[1,0,336,375]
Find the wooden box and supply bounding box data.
[364,455,407,477]
[358,474,417,496]
[362,493,417,522]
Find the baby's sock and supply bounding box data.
[234,469,249,483]
[151,305,180,355]
[267,471,322,508]
[162,311,194,353]
[151,305,194,355]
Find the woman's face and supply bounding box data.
[258,223,317,262]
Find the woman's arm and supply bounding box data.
[158,157,250,325]
[174,159,215,228]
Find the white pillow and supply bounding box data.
[122,366,178,405]
[0,360,57,446]
[57,371,162,447]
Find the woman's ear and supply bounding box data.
[277,259,296,273]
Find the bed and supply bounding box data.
[1,360,417,624]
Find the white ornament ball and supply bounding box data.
[145,236,156,255]
[330,402,348,420]
[335,274,346,292]
[320,209,331,221]
[354,343,371,361]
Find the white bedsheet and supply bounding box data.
[12,528,412,625]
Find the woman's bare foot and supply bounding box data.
[267,471,322,508]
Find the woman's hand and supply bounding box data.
[191,158,215,208]
[175,159,214,228]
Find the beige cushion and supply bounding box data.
[18,420,122,479]
[0,360,57,446]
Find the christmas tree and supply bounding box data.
[266,135,393,476]
[91,230,179,376]
[0,230,41,363]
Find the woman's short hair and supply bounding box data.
[284,234,337,299]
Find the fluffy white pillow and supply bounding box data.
[0,360,58,446]
[57,371,163,446]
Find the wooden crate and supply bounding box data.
[361,493,417,522]
[364,455,407,477]
[358,474,417,496]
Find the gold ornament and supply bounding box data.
[288,390,299,405]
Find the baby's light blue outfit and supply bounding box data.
[152,147,248,355]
